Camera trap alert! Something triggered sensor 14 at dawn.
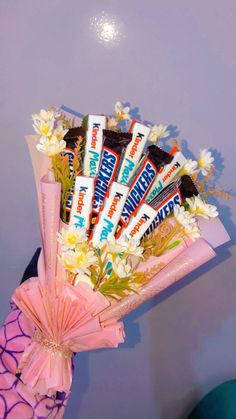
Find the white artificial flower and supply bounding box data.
[174,205,201,241]
[60,248,97,275]
[174,205,196,226]
[36,109,55,122]
[179,159,198,176]
[32,109,56,137]
[57,226,87,250]
[112,257,132,278]
[33,119,55,137]
[184,222,201,240]
[105,236,125,254]
[116,235,144,257]
[148,124,170,143]
[54,124,69,138]
[73,272,94,288]
[197,149,214,176]
[105,235,143,257]
[186,195,218,219]
[107,117,119,130]
[36,135,66,156]
[114,101,131,121]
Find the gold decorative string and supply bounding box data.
[33,330,73,359]
[140,262,165,281]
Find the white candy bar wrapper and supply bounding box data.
[117,122,150,185]
[69,176,95,231]
[120,202,157,241]
[83,115,106,177]
[92,182,129,245]
[146,150,186,203]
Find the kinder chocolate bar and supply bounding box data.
[64,127,86,219]
[119,202,158,241]
[91,130,132,224]
[144,175,198,237]
[83,115,107,177]
[120,175,198,241]
[145,148,186,203]
[92,181,129,245]
[117,121,151,185]
[69,176,95,232]
[117,145,173,233]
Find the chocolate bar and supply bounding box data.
[117,145,173,235]
[119,175,198,241]
[91,181,129,245]
[69,176,95,232]
[83,115,107,177]
[91,130,132,226]
[146,148,186,203]
[117,121,150,185]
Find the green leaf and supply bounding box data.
[166,240,181,250]
[81,114,89,130]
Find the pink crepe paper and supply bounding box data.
[0,303,68,418]
[12,278,124,396]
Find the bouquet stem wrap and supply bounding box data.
[0,302,68,418]
[101,239,216,321]
[12,278,124,396]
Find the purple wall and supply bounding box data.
[0,1,236,418]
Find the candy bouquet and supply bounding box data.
[0,102,230,418]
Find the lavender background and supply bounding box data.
[0,1,236,418]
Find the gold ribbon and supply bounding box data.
[33,330,73,359]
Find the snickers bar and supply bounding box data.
[117,145,173,234]
[120,175,198,241]
[91,130,132,225]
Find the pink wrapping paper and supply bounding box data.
[26,135,51,237]
[0,302,68,418]
[101,239,216,321]
[198,216,230,248]
[138,239,188,274]
[26,135,64,282]
[40,174,61,281]
[12,278,124,396]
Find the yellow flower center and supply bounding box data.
[66,234,78,245]
[39,122,51,136]
[193,207,206,215]
[75,252,87,266]
[197,158,205,168]
[64,261,75,270]
[115,110,126,121]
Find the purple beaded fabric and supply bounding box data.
[0,302,68,418]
